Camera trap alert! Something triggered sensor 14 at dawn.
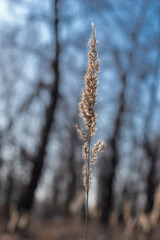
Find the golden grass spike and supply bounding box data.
[76,23,105,240]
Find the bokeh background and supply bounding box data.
[0,0,160,239]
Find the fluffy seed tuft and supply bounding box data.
[91,140,106,164]
[76,23,105,192]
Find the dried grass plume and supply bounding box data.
[76,22,106,192]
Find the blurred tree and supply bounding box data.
[0,0,159,229]
[17,0,61,213]
[144,45,160,213]
[63,126,77,216]
[98,0,151,222]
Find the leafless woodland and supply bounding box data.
[0,0,160,239]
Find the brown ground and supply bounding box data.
[0,217,160,240]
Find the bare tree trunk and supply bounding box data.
[145,142,158,213]
[17,0,60,212]
[98,72,126,222]
[4,172,13,221]
[64,152,76,216]
[144,34,160,213]
[98,1,150,222]
[64,130,77,216]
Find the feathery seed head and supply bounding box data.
[75,124,87,141]
[83,164,92,191]
[79,23,99,136]
[76,23,105,192]
[82,142,89,161]
[91,140,106,164]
